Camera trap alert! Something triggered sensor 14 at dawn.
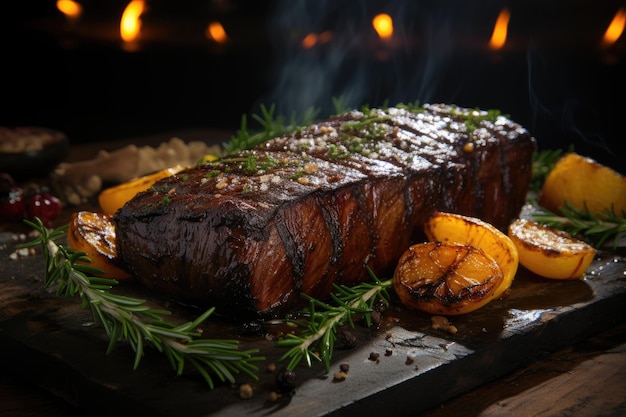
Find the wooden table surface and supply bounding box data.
[2,321,624,417]
[2,130,625,417]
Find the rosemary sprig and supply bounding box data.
[223,104,319,154]
[20,217,264,389]
[221,99,426,155]
[276,267,392,372]
[530,148,563,193]
[529,148,626,249]
[532,202,626,250]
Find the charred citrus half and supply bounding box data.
[508,218,596,280]
[98,165,184,215]
[538,152,626,216]
[67,211,132,280]
[424,211,518,299]
[393,241,504,315]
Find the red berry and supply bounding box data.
[26,192,62,226]
[0,187,26,221]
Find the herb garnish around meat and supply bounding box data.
[529,147,626,249]
[222,99,419,155]
[276,267,392,372]
[21,218,264,389]
[224,104,319,154]
[530,148,565,193]
[449,106,503,132]
[532,203,626,250]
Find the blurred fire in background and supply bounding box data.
[489,8,510,50]
[1,0,624,172]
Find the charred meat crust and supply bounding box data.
[113,104,536,317]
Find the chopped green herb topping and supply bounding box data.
[288,169,305,179]
[395,101,423,112]
[149,184,174,194]
[205,170,221,179]
[342,117,386,133]
[328,144,350,159]
[245,155,258,173]
[258,155,280,171]
[451,107,503,132]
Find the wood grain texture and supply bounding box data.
[421,322,626,417]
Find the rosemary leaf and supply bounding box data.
[530,148,564,193]
[276,266,392,372]
[223,103,319,154]
[20,217,264,389]
[531,202,626,250]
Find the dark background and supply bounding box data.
[2,0,624,172]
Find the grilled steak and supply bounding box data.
[113,104,536,317]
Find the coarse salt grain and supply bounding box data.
[9,247,33,260]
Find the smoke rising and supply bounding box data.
[260,0,492,118]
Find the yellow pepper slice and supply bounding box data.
[98,165,184,215]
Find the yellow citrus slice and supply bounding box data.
[98,165,185,215]
[67,211,132,280]
[508,218,596,280]
[424,211,519,299]
[393,241,504,315]
[538,152,626,216]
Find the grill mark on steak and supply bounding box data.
[273,209,303,289]
[113,104,536,317]
[316,192,345,273]
[327,182,376,286]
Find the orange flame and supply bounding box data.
[302,33,318,49]
[120,0,146,43]
[301,31,332,49]
[372,14,393,39]
[56,0,82,20]
[602,8,626,47]
[319,31,333,44]
[206,21,228,44]
[489,8,511,50]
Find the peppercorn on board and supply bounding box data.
[1,220,625,417]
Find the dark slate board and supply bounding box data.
[1,222,625,417]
